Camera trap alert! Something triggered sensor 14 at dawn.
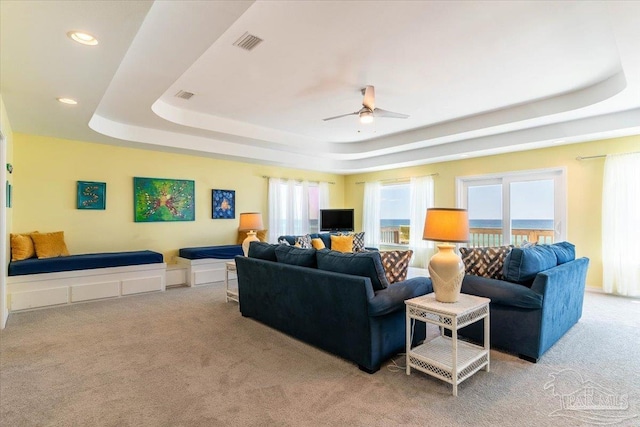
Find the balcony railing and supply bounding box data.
[380,226,554,247]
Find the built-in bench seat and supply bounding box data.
[176,244,243,286]
[7,250,166,311]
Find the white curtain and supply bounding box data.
[363,182,381,248]
[268,178,311,242]
[409,176,435,268]
[602,152,640,296]
[318,182,330,211]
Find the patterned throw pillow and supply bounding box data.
[295,234,313,249]
[459,246,513,280]
[351,231,365,252]
[277,238,290,246]
[380,250,413,284]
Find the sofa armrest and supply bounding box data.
[368,277,432,317]
[462,275,543,309]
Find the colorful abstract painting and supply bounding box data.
[77,181,106,210]
[134,177,195,222]
[212,189,235,219]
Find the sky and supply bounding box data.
[380,180,555,220]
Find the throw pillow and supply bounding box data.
[330,234,353,253]
[502,245,558,287]
[459,245,513,280]
[311,238,326,250]
[277,238,290,246]
[30,231,70,259]
[351,231,365,252]
[380,250,413,284]
[236,229,268,245]
[10,232,37,261]
[295,234,313,249]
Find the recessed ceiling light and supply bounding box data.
[67,31,98,46]
[57,97,78,105]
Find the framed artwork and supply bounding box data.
[77,181,106,210]
[134,177,195,222]
[212,189,235,219]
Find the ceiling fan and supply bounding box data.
[323,85,409,124]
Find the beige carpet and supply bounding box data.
[1,285,638,427]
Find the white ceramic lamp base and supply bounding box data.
[242,231,259,256]
[427,243,465,303]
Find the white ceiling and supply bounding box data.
[2,0,639,174]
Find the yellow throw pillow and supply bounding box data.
[30,231,70,259]
[10,233,36,261]
[311,238,326,250]
[330,234,353,253]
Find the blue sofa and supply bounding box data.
[459,242,589,362]
[234,242,433,373]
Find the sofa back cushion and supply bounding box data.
[459,245,513,280]
[549,241,575,264]
[274,245,317,268]
[248,242,278,262]
[502,244,558,287]
[316,249,389,290]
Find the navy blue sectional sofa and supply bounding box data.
[234,242,432,373]
[459,242,589,362]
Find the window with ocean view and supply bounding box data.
[380,183,411,245]
[459,169,566,247]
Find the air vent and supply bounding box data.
[175,90,194,100]
[233,32,263,51]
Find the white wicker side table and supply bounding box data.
[405,293,490,396]
[225,261,238,303]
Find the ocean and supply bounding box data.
[381,219,554,230]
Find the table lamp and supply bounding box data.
[239,212,264,256]
[422,208,469,302]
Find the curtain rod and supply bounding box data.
[355,173,439,185]
[576,151,640,161]
[262,175,335,185]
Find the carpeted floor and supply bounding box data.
[1,285,638,426]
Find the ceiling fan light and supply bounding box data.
[359,110,374,124]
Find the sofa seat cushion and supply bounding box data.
[274,245,317,267]
[316,249,389,291]
[461,275,543,309]
[179,244,243,260]
[503,244,558,287]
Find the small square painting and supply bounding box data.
[77,181,106,210]
[212,189,235,219]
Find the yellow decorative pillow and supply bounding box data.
[236,229,268,245]
[330,234,354,253]
[311,238,326,250]
[30,231,70,259]
[10,233,37,261]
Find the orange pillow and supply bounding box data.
[30,231,70,259]
[330,234,353,253]
[311,238,326,250]
[10,233,36,261]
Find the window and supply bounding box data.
[379,183,411,245]
[457,168,566,247]
[268,178,327,241]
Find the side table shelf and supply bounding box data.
[405,293,490,396]
[225,261,238,303]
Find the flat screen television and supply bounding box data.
[320,209,354,232]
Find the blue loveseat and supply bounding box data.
[234,242,432,373]
[459,242,589,362]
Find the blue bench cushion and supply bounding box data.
[8,250,163,276]
[179,244,243,260]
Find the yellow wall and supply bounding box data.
[345,135,640,289]
[12,133,344,263]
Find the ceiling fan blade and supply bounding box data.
[322,112,359,121]
[374,108,409,119]
[362,85,375,110]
